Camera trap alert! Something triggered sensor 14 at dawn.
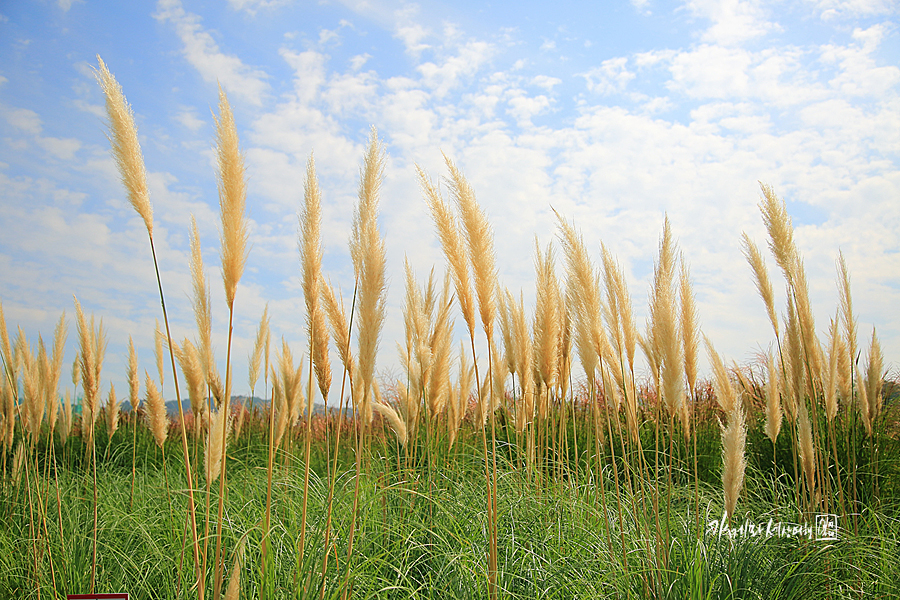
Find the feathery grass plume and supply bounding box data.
[825,317,840,422]
[38,336,52,424]
[765,351,782,445]
[758,182,797,284]
[145,374,168,448]
[322,281,355,374]
[510,291,534,431]
[1,375,13,451]
[127,336,139,415]
[720,396,747,521]
[533,239,560,392]
[555,211,603,382]
[475,343,507,427]
[679,260,698,436]
[155,320,164,393]
[276,338,299,427]
[0,300,14,386]
[249,305,268,395]
[74,297,105,453]
[214,86,249,311]
[856,369,871,436]
[865,327,883,427]
[288,359,306,428]
[271,367,289,451]
[300,155,332,403]
[601,242,638,380]
[205,405,230,483]
[704,335,738,415]
[374,398,408,446]
[401,260,428,426]
[651,217,684,422]
[837,252,857,361]
[11,441,25,488]
[94,56,153,237]
[59,389,73,445]
[190,216,223,404]
[783,296,803,422]
[499,289,516,377]
[836,334,851,404]
[706,337,747,520]
[797,400,816,507]
[449,341,474,446]
[72,352,80,390]
[223,534,247,600]
[106,384,120,437]
[419,165,476,336]
[759,184,821,390]
[427,274,454,417]
[45,312,67,434]
[19,332,42,443]
[444,154,497,342]
[177,339,207,432]
[558,292,573,398]
[741,232,779,338]
[352,129,387,428]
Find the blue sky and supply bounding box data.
[1,0,898,402]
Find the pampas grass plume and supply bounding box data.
[214,85,249,310]
[95,56,153,237]
[765,352,782,444]
[106,384,120,437]
[206,405,230,483]
[144,373,167,448]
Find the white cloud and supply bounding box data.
[416,40,494,98]
[685,0,779,45]
[824,25,900,96]
[394,4,431,57]
[506,91,551,127]
[581,57,635,94]
[3,106,43,134]
[280,49,328,103]
[812,0,897,20]
[36,136,82,160]
[227,0,292,14]
[349,53,371,71]
[531,75,562,91]
[154,0,270,106]
[632,0,653,14]
[174,108,206,132]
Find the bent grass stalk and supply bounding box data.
[95,56,202,596]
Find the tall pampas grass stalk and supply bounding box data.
[298,153,331,590]
[443,153,501,599]
[95,56,201,593]
[127,337,141,509]
[554,211,617,566]
[318,279,357,600]
[74,296,106,593]
[212,83,249,600]
[343,129,387,597]
[706,338,747,521]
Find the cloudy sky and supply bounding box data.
[0,0,897,403]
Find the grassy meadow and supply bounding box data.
[0,58,898,599]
